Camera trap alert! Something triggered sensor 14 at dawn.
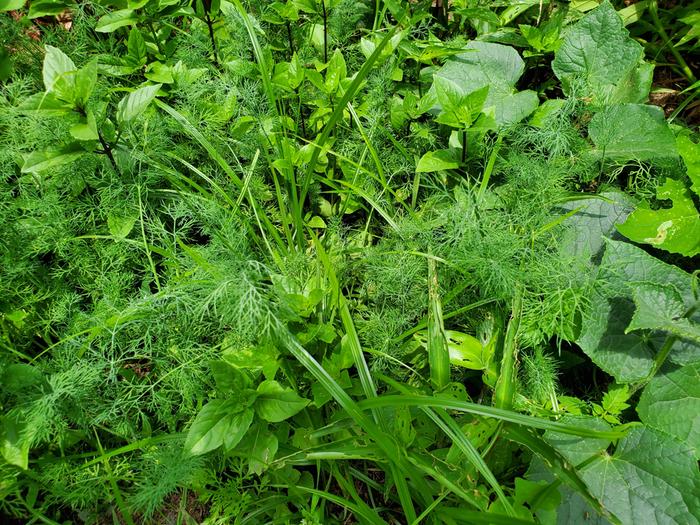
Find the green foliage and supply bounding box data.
[618,135,700,256]
[1,1,699,523]
[638,362,700,459]
[552,1,653,107]
[420,41,539,128]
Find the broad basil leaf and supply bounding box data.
[116,84,162,125]
[222,341,280,379]
[184,399,254,455]
[254,380,309,423]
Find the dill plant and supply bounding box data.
[1,1,699,523]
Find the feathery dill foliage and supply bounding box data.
[2,0,699,523]
[520,346,560,407]
[356,122,593,371]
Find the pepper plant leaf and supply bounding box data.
[416,149,460,173]
[116,83,162,125]
[42,45,76,94]
[21,143,87,174]
[95,9,139,33]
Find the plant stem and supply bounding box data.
[461,129,467,164]
[632,302,698,394]
[205,13,219,67]
[494,286,523,410]
[286,21,295,57]
[649,0,697,83]
[98,131,121,176]
[373,0,381,31]
[147,20,165,57]
[321,0,328,63]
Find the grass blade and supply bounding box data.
[357,395,627,439]
[428,408,515,516]
[276,327,432,519]
[293,486,388,525]
[154,100,243,188]
[503,425,622,525]
[299,25,402,204]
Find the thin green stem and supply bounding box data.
[137,186,161,292]
[649,0,696,83]
[147,20,165,57]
